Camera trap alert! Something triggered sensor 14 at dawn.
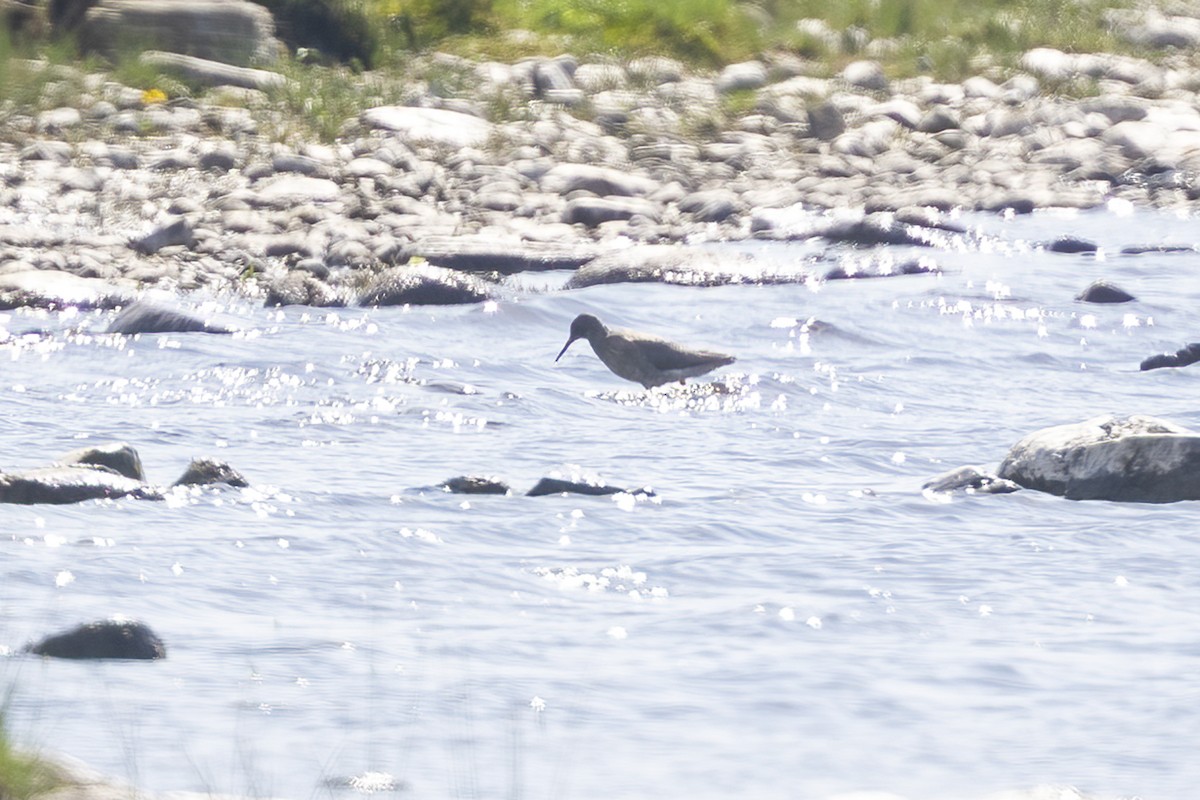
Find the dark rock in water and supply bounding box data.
[1120,244,1195,255]
[264,273,347,307]
[922,465,1021,495]
[1045,236,1098,254]
[27,619,166,660]
[565,245,767,288]
[1077,280,1135,304]
[130,216,194,255]
[412,237,595,275]
[892,207,968,234]
[0,464,159,504]
[1140,343,1200,371]
[173,458,249,488]
[58,442,145,481]
[791,216,943,247]
[825,258,939,280]
[441,475,511,495]
[0,270,132,311]
[997,414,1200,502]
[107,301,231,334]
[359,265,491,307]
[527,477,654,497]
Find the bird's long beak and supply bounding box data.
[556,336,577,362]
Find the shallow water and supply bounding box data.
[3,206,1199,800]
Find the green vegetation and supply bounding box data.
[312,0,1138,77]
[0,0,1156,143]
[0,695,60,800]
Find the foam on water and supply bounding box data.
[2,209,1198,800]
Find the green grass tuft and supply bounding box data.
[0,693,61,800]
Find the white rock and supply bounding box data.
[255,176,341,203]
[361,106,495,149]
[717,61,768,94]
[1101,119,1168,159]
[37,107,83,132]
[841,60,888,92]
[998,414,1200,502]
[1020,47,1077,81]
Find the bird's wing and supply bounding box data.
[635,337,735,370]
[596,334,660,382]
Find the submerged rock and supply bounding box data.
[413,237,595,274]
[106,301,231,334]
[564,245,763,288]
[1045,235,1099,254]
[27,619,166,660]
[811,216,947,247]
[997,414,1200,502]
[922,465,1021,495]
[527,477,654,497]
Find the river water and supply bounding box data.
[2,205,1198,800]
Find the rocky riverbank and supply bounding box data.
[3,6,1200,310]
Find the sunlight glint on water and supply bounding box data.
[2,210,1200,800]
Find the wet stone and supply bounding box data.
[26,619,166,660]
[1077,280,1135,303]
[441,476,511,495]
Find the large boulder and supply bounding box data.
[58,442,145,481]
[26,619,166,660]
[79,0,281,67]
[0,464,158,504]
[997,415,1200,502]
